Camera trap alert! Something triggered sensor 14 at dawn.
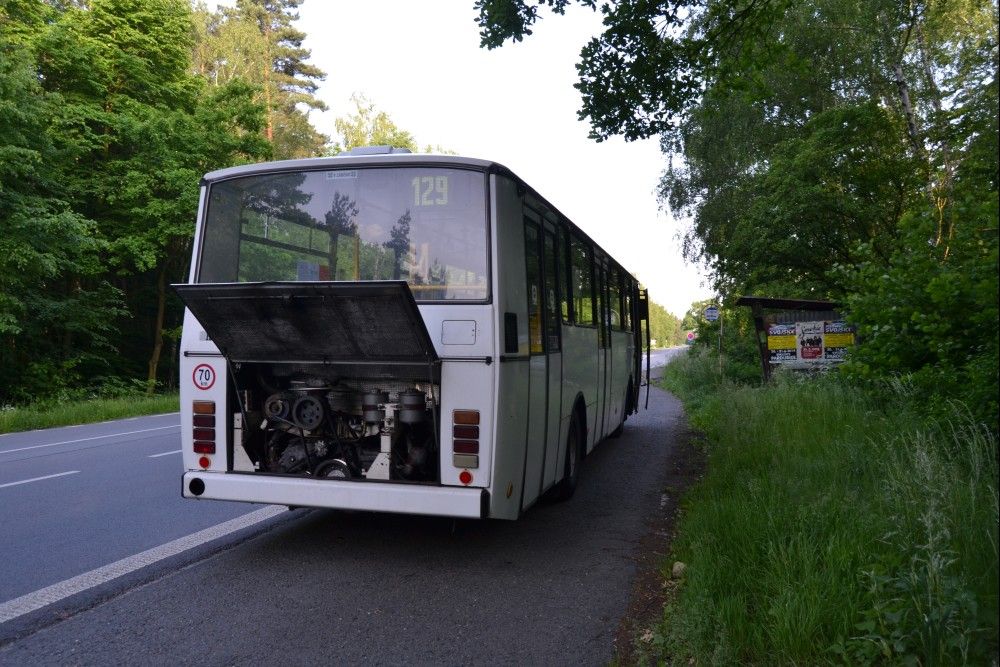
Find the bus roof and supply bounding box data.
[201,153,502,184]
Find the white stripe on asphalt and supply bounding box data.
[0,425,180,455]
[148,449,182,458]
[0,505,286,624]
[0,471,80,489]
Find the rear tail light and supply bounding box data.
[453,440,479,454]
[453,410,480,425]
[453,410,480,469]
[192,401,216,455]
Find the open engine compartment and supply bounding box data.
[232,367,440,483]
[174,280,445,485]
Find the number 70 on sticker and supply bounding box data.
[192,364,216,390]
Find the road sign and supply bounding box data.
[685,331,696,344]
[704,305,720,322]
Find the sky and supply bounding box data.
[294,1,714,317]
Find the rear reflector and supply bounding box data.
[193,401,215,415]
[193,414,215,428]
[453,410,480,425]
[194,441,215,454]
[454,454,479,469]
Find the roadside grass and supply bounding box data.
[649,350,998,664]
[0,393,179,434]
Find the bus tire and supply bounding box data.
[551,411,582,501]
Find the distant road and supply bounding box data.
[0,414,265,603]
[645,346,688,380]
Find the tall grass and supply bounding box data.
[0,393,179,433]
[654,351,998,664]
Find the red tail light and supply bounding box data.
[192,401,216,455]
[453,410,480,469]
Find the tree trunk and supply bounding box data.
[264,20,274,143]
[893,63,922,157]
[146,266,167,396]
[915,20,957,255]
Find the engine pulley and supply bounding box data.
[264,393,290,420]
[291,395,325,431]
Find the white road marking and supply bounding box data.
[0,425,180,455]
[148,449,182,458]
[0,471,80,489]
[0,505,286,624]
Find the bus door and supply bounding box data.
[521,218,548,508]
[600,264,615,436]
[540,224,563,490]
[593,256,608,443]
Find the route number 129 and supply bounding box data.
[412,176,448,206]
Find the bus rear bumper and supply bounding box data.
[182,471,488,519]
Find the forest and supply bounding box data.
[0,0,435,406]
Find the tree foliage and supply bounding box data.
[647,301,684,347]
[192,0,327,159]
[0,0,277,403]
[329,93,419,154]
[477,0,999,427]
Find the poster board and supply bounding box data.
[768,320,855,365]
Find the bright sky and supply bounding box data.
[296,0,713,317]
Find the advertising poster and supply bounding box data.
[767,323,797,363]
[797,321,824,361]
[824,321,855,361]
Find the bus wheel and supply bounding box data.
[551,412,582,501]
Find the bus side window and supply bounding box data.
[524,221,544,355]
[596,260,606,346]
[623,278,632,332]
[559,224,572,324]
[609,267,621,330]
[571,235,594,325]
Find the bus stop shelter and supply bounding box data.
[735,296,850,381]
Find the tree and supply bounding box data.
[0,29,124,402]
[8,0,271,398]
[647,301,683,347]
[193,0,328,158]
[330,93,419,154]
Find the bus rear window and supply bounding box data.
[198,167,488,301]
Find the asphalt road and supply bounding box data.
[0,413,263,602]
[0,380,690,666]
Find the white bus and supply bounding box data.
[175,148,650,520]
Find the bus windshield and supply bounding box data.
[197,167,488,301]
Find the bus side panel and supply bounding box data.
[489,174,529,519]
[439,360,495,488]
[560,325,599,460]
[179,309,228,474]
[610,330,631,427]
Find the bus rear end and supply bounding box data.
[176,154,495,519]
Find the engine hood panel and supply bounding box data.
[173,281,439,368]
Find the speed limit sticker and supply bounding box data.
[192,364,216,390]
